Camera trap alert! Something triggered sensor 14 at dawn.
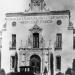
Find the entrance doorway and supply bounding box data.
[30,55,41,73]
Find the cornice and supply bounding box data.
[6,10,70,17]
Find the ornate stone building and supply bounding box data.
[1,0,74,75]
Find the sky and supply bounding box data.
[0,0,75,30]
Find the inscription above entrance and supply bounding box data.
[19,15,68,24]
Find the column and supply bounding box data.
[41,50,44,75]
[48,50,50,75]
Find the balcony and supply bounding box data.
[19,47,51,51]
[54,42,62,50]
[55,47,62,50]
[9,41,16,50]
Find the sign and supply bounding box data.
[20,19,53,24]
[19,15,68,24]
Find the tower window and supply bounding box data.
[12,34,16,49]
[56,56,61,70]
[33,33,39,48]
[55,33,62,50]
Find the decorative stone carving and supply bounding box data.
[29,24,42,33]
[68,21,74,30]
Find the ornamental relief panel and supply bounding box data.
[19,49,44,66]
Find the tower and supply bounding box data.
[29,0,46,12]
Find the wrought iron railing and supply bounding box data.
[54,41,62,50]
[9,41,16,50]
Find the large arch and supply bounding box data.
[30,54,41,73]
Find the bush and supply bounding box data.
[0,69,5,75]
[65,68,72,75]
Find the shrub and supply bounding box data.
[0,69,5,75]
[65,68,72,75]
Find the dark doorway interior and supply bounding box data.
[33,33,39,48]
[30,55,41,73]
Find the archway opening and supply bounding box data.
[30,54,41,73]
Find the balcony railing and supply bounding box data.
[54,41,62,50]
[55,47,62,50]
[9,41,16,50]
[19,47,52,50]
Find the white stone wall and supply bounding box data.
[1,13,73,75]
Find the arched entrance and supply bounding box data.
[30,54,41,73]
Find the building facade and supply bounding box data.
[1,0,75,75]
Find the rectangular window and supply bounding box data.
[33,33,39,48]
[11,56,15,68]
[73,37,75,49]
[56,56,61,70]
[12,34,16,49]
[55,33,62,50]
[73,29,75,34]
[72,59,75,70]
